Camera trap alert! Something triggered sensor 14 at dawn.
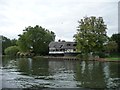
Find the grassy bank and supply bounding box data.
[105,57,120,61]
[2,54,120,62]
[105,53,120,61]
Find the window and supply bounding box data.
[73,49,76,51]
[73,43,77,46]
[67,44,70,46]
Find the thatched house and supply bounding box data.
[49,41,77,56]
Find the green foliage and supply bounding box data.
[1,36,17,55]
[76,53,89,60]
[111,33,120,52]
[104,41,118,53]
[96,52,106,58]
[11,39,17,46]
[74,16,108,55]
[5,46,19,56]
[2,36,12,54]
[17,25,55,55]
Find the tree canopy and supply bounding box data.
[17,25,55,55]
[1,36,17,55]
[74,16,108,55]
[111,33,120,53]
[5,46,19,56]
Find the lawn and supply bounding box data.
[106,57,120,61]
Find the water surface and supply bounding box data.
[1,57,120,89]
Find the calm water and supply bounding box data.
[1,57,120,89]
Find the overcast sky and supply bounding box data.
[0,0,119,41]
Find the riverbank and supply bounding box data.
[105,57,120,62]
[34,56,120,62]
[2,55,120,62]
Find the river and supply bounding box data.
[1,56,120,89]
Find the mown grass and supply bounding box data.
[106,57,120,61]
[105,53,120,61]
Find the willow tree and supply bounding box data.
[74,16,108,56]
[17,25,55,55]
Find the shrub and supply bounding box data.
[76,53,89,60]
[96,52,106,58]
[5,46,19,56]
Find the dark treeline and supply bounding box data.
[111,33,120,53]
[2,36,17,55]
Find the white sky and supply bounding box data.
[0,0,119,41]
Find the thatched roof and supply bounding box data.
[49,41,76,49]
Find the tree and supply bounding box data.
[74,16,108,56]
[111,33,120,53]
[2,36,12,55]
[17,25,55,55]
[11,39,17,46]
[1,36,17,55]
[104,41,118,53]
[5,46,19,56]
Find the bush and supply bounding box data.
[109,52,120,57]
[76,54,82,59]
[76,53,89,60]
[5,46,19,56]
[96,52,106,58]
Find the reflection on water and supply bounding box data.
[1,57,120,89]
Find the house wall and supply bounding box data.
[49,41,77,56]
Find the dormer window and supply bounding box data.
[67,44,70,46]
[73,43,77,46]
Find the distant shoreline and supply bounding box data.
[34,56,120,62]
[2,55,120,62]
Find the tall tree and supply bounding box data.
[74,16,108,56]
[17,25,55,55]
